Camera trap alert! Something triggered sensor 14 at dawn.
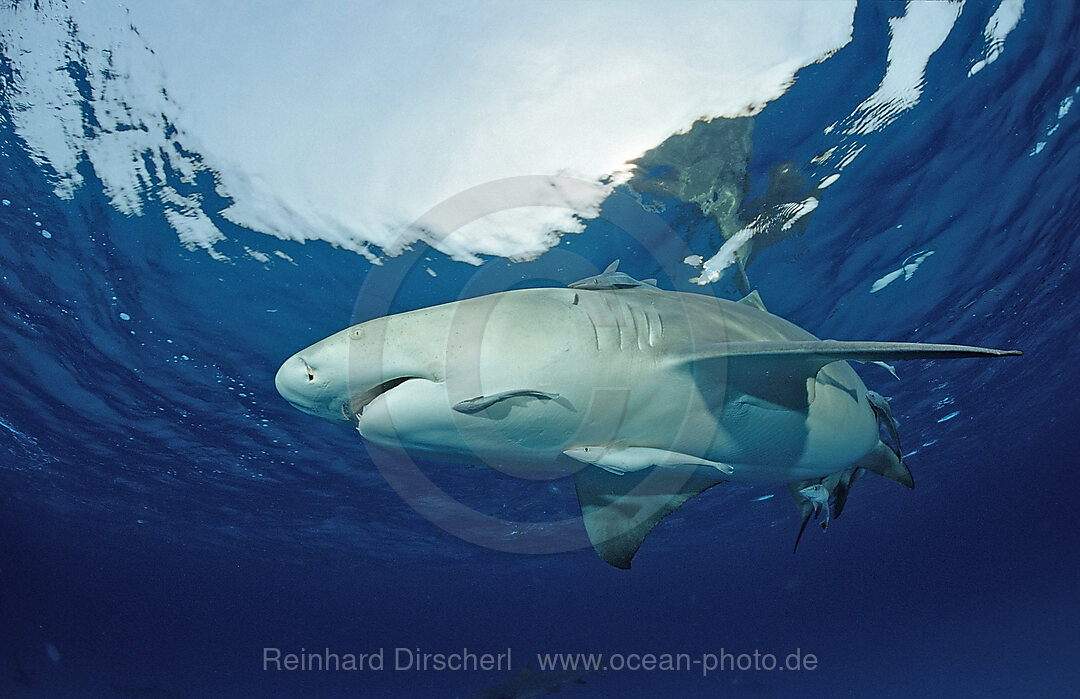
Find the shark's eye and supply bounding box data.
[352,328,363,339]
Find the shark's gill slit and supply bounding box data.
[586,313,600,351]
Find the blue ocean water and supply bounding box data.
[1,3,1078,698]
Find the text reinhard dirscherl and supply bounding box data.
[263,647,512,673]
[262,647,819,677]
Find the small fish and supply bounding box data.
[569,260,657,290]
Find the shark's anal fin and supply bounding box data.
[452,390,559,414]
[574,467,724,569]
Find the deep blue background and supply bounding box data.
[1,2,1078,697]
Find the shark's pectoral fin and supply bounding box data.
[678,341,1015,371]
[574,466,724,569]
[680,340,1021,379]
[679,340,1019,412]
[452,390,559,414]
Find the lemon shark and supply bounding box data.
[275,270,1020,568]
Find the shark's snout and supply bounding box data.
[275,354,328,414]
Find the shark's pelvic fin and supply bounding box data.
[866,390,902,460]
[574,466,724,569]
[452,390,559,414]
[862,439,914,489]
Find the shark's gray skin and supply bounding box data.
[569,260,658,290]
[276,270,1020,568]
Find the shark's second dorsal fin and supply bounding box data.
[574,466,724,569]
[737,289,768,312]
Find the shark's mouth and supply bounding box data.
[342,376,426,421]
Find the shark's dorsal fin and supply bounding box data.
[603,259,620,274]
[574,466,724,569]
[737,289,768,312]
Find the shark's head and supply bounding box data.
[274,319,444,428]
